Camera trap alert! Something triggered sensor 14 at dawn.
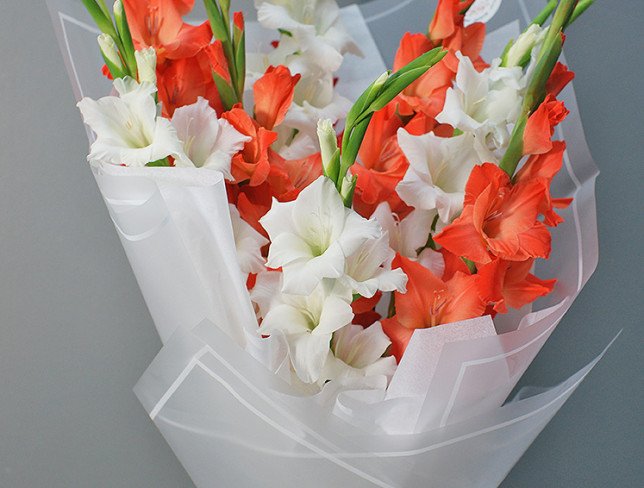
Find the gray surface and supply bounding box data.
[0,1,642,487]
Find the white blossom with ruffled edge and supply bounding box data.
[437,52,524,158]
[171,97,250,176]
[340,233,407,298]
[254,0,361,74]
[372,203,437,259]
[229,205,269,277]
[397,129,488,224]
[77,77,184,167]
[252,271,354,383]
[280,70,352,145]
[321,322,397,384]
[260,176,381,295]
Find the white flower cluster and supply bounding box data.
[396,52,528,229]
[78,78,249,174]
[249,0,361,158]
[251,177,406,386]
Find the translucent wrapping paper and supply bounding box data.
[48,0,614,486]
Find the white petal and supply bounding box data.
[314,294,354,336]
[288,332,332,383]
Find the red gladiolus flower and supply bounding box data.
[523,94,569,155]
[515,141,572,226]
[156,50,223,117]
[351,292,382,327]
[351,106,409,217]
[253,66,301,130]
[123,0,212,62]
[434,163,551,265]
[266,150,323,202]
[429,0,486,64]
[477,258,556,314]
[381,254,486,361]
[546,62,575,97]
[222,107,277,187]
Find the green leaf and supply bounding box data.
[146,158,171,167]
[80,0,117,39]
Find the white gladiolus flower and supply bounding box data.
[372,203,437,259]
[260,176,381,295]
[340,233,407,298]
[77,77,184,167]
[253,272,354,384]
[323,322,397,382]
[254,0,361,74]
[282,70,352,145]
[171,97,250,176]
[437,53,524,157]
[229,205,269,277]
[397,129,487,223]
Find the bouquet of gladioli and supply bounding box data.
[48,0,613,486]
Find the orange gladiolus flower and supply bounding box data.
[381,254,486,361]
[429,0,486,64]
[253,66,301,130]
[434,163,551,264]
[515,141,572,227]
[523,94,569,155]
[477,258,556,314]
[266,150,323,202]
[351,292,382,327]
[123,0,212,62]
[222,107,277,187]
[546,62,575,97]
[156,50,223,117]
[393,33,454,118]
[351,106,409,217]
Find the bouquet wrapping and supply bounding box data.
[48,0,614,486]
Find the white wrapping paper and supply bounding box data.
[47,0,614,486]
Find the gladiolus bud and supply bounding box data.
[503,24,545,67]
[317,119,339,177]
[97,33,125,78]
[113,0,124,24]
[135,48,157,85]
[98,34,121,68]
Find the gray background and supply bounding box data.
[1,0,642,487]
